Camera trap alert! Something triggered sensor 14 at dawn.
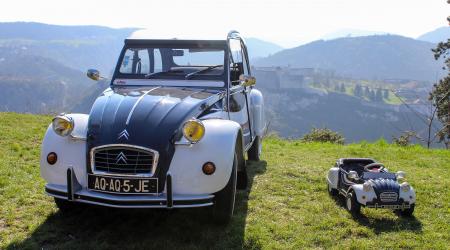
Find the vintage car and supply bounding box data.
[40,31,265,224]
[327,158,416,216]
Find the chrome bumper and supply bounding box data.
[45,168,214,209]
[366,203,411,209]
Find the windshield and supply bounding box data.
[117,46,225,80]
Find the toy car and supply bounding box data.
[327,158,416,216]
[40,31,266,224]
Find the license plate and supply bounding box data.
[87,174,158,194]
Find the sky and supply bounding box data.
[0,0,448,47]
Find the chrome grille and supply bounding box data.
[380,192,398,202]
[92,145,158,175]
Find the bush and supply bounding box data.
[301,128,345,144]
[392,131,416,146]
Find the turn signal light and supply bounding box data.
[47,152,58,165]
[202,162,216,175]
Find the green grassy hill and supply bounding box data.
[1,112,449,249]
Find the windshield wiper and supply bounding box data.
[185,65,223,79]
[145,70,182,79]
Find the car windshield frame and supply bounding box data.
[112,39,229,86]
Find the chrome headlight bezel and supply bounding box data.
[182,119,205,143]
[363,181,373,192]
[52,114,74,137]
[400,182,411,192]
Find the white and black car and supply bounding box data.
[40,31,265,224]
[327,158,416,216]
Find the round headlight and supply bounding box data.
[400,182,411,192]
[52,115,74,137]
[363,182,373,192]
[182,119,205,143]
[396,171,406,181]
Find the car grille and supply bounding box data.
[380,192,398,202]
[92,146,157,175]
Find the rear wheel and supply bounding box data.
[248,136,262,161]
[327,183,338,196]
[346,191,361,216]
[212,153,237,225]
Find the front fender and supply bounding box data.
[40,114,89,187]
[250,88,266,137]
[352,184,377,205]
[169,119,241,195]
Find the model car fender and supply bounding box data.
[249,88,266,137]
[327,167,339,189]
[169,119,242,195]
[352,184,377,205]
[399,186,416,204]
[40,114,89,186]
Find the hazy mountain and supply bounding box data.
[417,26,450,43]
[0,22,138,74]
[321,29,389,40]
[0,47,91,113]
[245,38,283,59]
[256,35,443,81]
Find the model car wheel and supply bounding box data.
[395,204,415,217]
[54,198,81,213]
[327,183,338,196]
[211,153,237,225]
[248,136,262,161]
[346,191,361,216]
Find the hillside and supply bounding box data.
[1,112,449,249]
[0,48,91,113]
[245,38,283,59]
[255,35,444,81]
[417,26,450,43]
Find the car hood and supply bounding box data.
[368,178,400,195]
[86,86,225,189]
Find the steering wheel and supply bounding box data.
[364,163,385,172]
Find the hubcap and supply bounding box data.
[346,196,352,210]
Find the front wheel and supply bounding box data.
[248,136,262,161]
[346,191,361,216]
[395,204,415,217]
[327,183,338,196]
[211,153,237,225]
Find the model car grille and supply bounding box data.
[92,146,157,175]
[380,192,398,202]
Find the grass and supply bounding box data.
[1,112,449,249]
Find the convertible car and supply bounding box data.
[327,158,416,216]
[40,31,266,224]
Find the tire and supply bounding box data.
[396,204,415,217]
[248,136,262,161]
[346,191,361,216]
[212,153,238,225]
[54,198,80,213]
[236,169,248,190]
[327,183,338,196]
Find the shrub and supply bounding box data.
[392,131,416,146]
[301,128,345,144]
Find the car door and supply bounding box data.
[228,38,252,148]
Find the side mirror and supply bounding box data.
[347,171,358,180]
[87,69,102,81]
[239,75,256,87]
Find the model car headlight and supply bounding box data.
[182,119,205,143]
[396,171,406,181]
[400,182,411,192]
[52,115,74,137]
[363,182,373,192]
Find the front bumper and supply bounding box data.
[45,168,214,209]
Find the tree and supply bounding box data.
[363,86,370,98]
[375,88,383,102]
[428,2,450,148]
[353,84,363,97]
[368,89,376,101]
[340,83,346,92]
[383,89,389,99]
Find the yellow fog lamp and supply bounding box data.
[52,115,74,137]
[182,119,205,143]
